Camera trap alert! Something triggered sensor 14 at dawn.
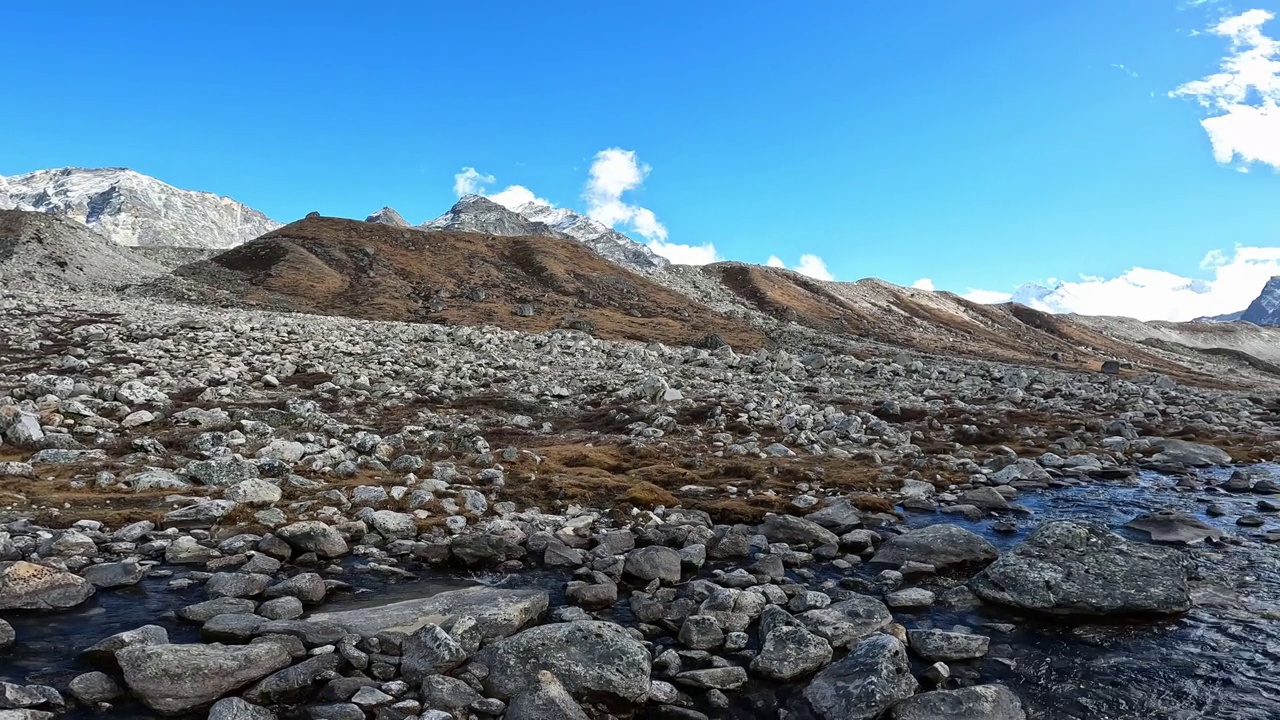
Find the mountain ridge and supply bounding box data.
[0,166,279,248]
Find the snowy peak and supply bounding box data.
[425,196,668,274]
[365,206,409,227]
[424,195,562,238]
[0,167,279,249]
[1241,276,1280,326]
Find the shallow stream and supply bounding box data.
[4,466,1279,720]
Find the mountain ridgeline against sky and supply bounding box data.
[1241,277,1280,326]
[423,194,669,274]
[0,167,279,248]
[4,165,1280,329]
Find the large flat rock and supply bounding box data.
[308,585,548,639]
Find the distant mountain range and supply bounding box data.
[0,167,279,248]
[2,166,1277,326]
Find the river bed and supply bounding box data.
[4,466,1279,720]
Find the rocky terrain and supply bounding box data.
[1240,276,1280,327]
[2,179,1280,719]
[0,168,278,249]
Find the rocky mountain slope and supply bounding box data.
[1241,276,1280,326]
[426,195,669,273]
[0,167,279,248]
[0,210,167,288]
[171,215,764,348]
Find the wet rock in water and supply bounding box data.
[886,587,935,610]
[68,671,122,704]
[750,625,834,680]
[889,684,1027,720]
[970,521,1192,615]
[478,620,651,702]
[624,545,683,584]
[802,634,918,720]
[1148,439,1232,467]
[0,682,62,709]
[309,586,548,638]
[797,595,893,649]
[242,651,342,704]
[675,666,749,690]
[209,697,277,720]
[504,671,589,720]
[177,597,258,623]
[1237,514,1265,527]
[871,525,998,571]
[275,521,348,558]
[81,559,147,588]
[0,620,13,650]
[758,513,840,547]
[80,625,170,671]
[1125,509,1223,544]
[116,642,291,713]
[1223,471,1253,492]
[906,629,990,661]
[0,561,95,610]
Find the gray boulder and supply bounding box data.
[750,626,833,680]
[890,684,1026,720]
[504,671,589,720]
[276,521,348,558]
[68,672,122,704]
[81,560,147,589]
[209,697,277,720]
[906,629,989,661]
[0,561,95,610]
[1149,439,1232,467]
[309,586,547,638]
[401,623,467,682]
[162,500,237,529]
[623,546,682,584]
[758,514,840,547]
[116,642,291,714]
[797,595,892,648]
[80,625,170,670]
[479,620,651,702]
[803,634,918,720]
[871,525,998,570]
[970,521,1192,615]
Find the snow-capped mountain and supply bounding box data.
[515,201,668,272]
[1240,276,1280,326]
[365,206,410,227]
[424,195,668,273]
[0,167,278,248]
[1010,282,1059,310]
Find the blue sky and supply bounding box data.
[2,1,1278,320]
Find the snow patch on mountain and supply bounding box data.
[0,167,279,248]
[1240,276,1280,326]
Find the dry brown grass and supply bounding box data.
[183,216,771,350]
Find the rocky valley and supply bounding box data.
[1,168,1280,720]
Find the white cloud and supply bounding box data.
[487,185,549,211]
[911,278,936,291]
[963,289,1014,304]
[764,254,836,281]
[582,148,669,243]
[962,245,1280,321]
[647,239,721,265]
[453,167,494,197]
[1172,9,1280,170]
[796,254,835,281]
[451,167,550,210]
[1111,63,1140,79]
